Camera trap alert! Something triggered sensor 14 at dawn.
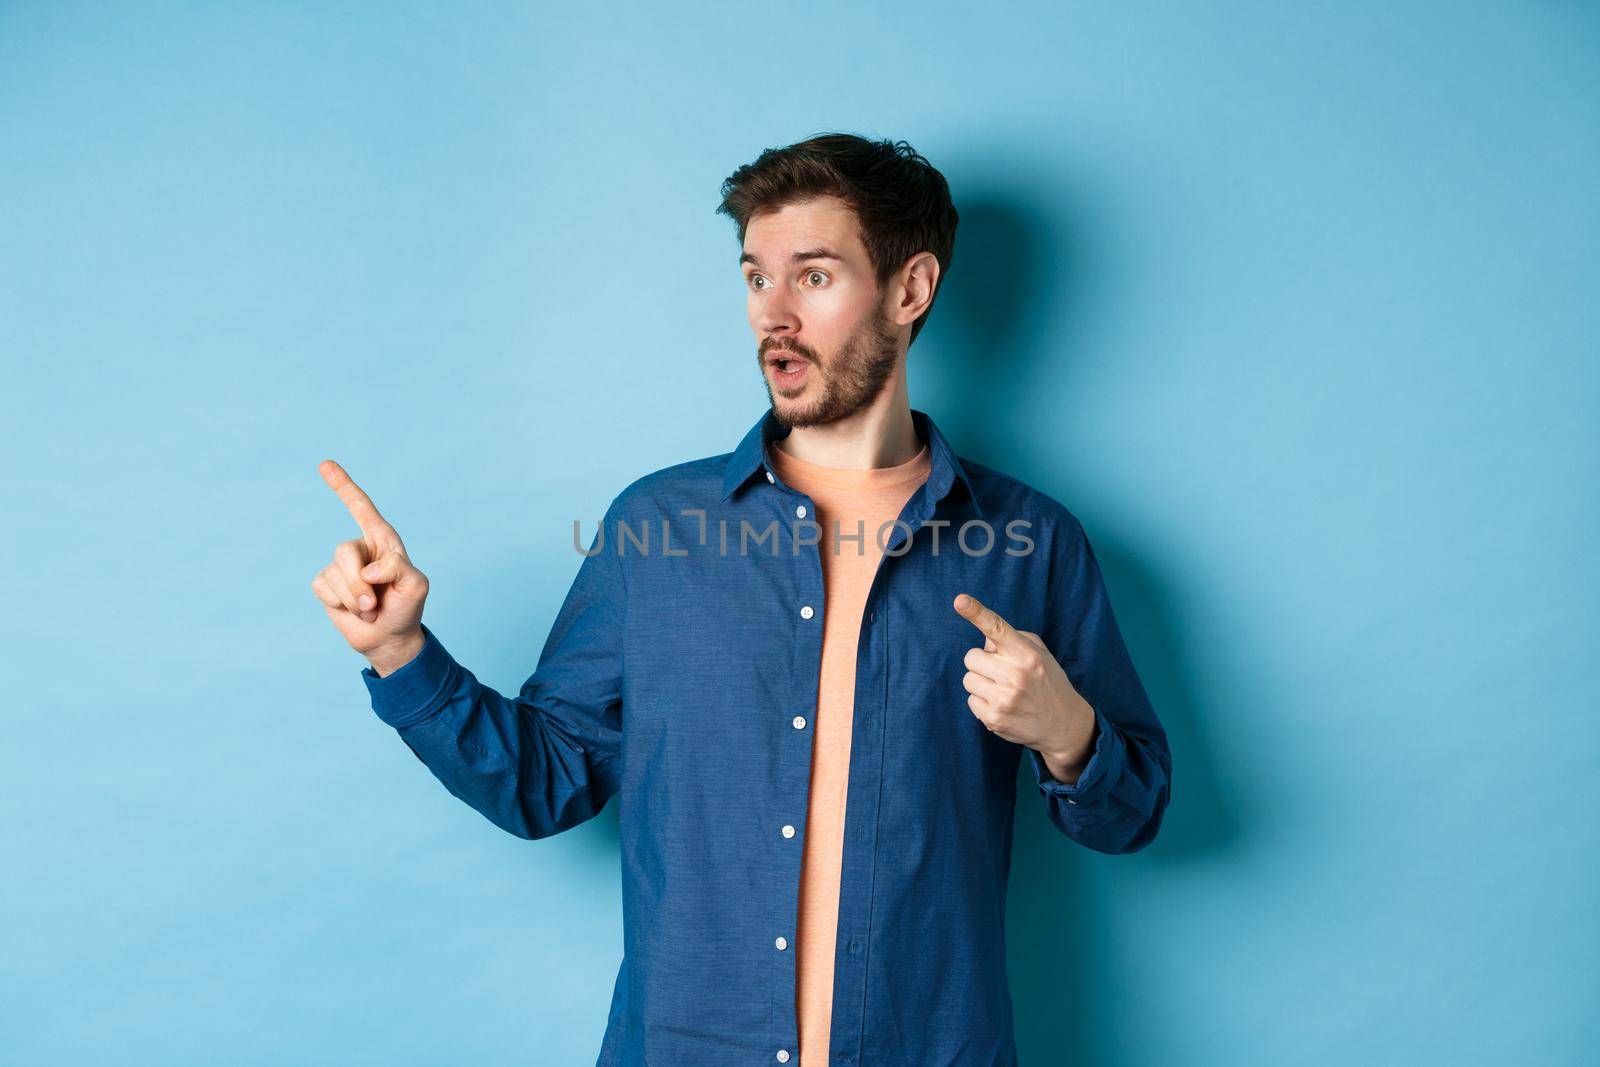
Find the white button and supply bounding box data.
[775,936,787,950]
[796,504,807,518]
[766,470,775,483]
[777,1052,790,1063]
[782,824,795,838]
[1067,798,1077,805]
[800,605,814,619]
[792,715,806,730]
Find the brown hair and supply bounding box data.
[716,132,959,347]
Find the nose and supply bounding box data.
[754,289,799,338]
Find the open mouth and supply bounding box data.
[767,351,811,388]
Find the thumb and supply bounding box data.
[361,548,416,592]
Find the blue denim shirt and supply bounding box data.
[362,406,1171,1066]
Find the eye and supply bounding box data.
[805,270,828,287]
[747,273,768,291]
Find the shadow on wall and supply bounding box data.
[935,189,1244,1066]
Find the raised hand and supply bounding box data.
[952,592,1096,779]
[311,459,430,667]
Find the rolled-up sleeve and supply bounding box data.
[1026,512,1171,854]
[361,496,627,840]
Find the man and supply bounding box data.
[312,133,1171,1067]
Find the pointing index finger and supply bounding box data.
[319,459,394,539]
[953,592,1022,651]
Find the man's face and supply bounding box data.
[741,196,902,428]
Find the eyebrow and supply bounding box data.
[740,248,845,269]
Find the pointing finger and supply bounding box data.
[319,459,395,540]
[953,593,1024,654]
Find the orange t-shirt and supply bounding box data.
[766,436,932,1066]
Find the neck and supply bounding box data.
[773,374,921,470]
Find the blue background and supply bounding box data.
[3,2,1595,1064]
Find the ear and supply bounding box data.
[889,251,940,328]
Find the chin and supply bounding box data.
[772,396,839,429]
[767,382,807,411]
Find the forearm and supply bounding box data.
[363,625,617,840]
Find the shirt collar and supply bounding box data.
[720,406,984,520]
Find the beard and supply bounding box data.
[759,307,901,429]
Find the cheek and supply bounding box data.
[809,287,873,329]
